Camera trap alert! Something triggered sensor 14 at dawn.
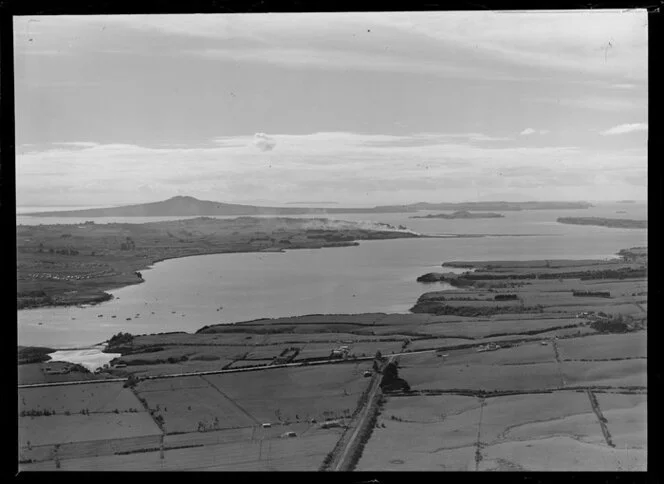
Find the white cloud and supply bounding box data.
[375,11,648,81]
[16,12,646,82]
[533,95,645,112]
[600,123,648,135]
[53,141,100,148]
[520,128,550,136]
[612,83,638,89]
[16,131,646,207]
[253,133,277,152]
[195,47,530,81]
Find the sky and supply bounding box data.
[14,11,648,208]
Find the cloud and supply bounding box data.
[195,46,530,81]
[20,12,645,83]
[612,83,638,89]
[253,133,277,151]
[520,128,549,136]
[15,131,646,207]
[53,141,100,148]
[375,11,647,82]
[533,95,644,112]
[600,123,648,135]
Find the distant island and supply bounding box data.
[557,217,647,229]
[285,201,340,205]
[24,196,594,217]
[411,211,505,219]
[382,200,593,212]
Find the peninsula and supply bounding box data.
[557,217,647,229]
[410,211,504,219]
[17,216,419,309]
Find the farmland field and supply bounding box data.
[595,393,647,449]
[477,436,645,471]
[20,428,341,471]
[134,377,256,433]
[114,360,234,378]
[414,317,582,339]
[205,364,372,424]
[18,248,647,471]
[479,392,603,445]
[19,382,143,415]
[228,359,274,368]
[357,389,646,472]
[19,412,162,447]
[560,360,647,388]
[399,352,563,391]
[357,395,481,471]
[556,332,646,360]
[204,364,370,401]
[18,363,112,385]
[437,341,557,366]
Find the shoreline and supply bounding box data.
[17,232,562,311]
[19,248,647,352]
[17,217,420,310]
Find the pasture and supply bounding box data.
[595,393,647,449]
[561,360,647,388]
[134,378,256,433]
[399,352,563,391]
[20,427,341,471]
[478,436,645,471]
[557,332,646,360]
[19,412,161,448]
[19,382,143,415]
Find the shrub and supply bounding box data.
[123,374,140,389]
[109,332,134,347]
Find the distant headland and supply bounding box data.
[557,217,647,229]
[410,211,505,219]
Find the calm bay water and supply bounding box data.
[17,202,647,348]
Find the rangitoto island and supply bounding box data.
[411,211,505,219]
[557,217,647,229]
[18,246,646,471]
[17,216,420,309]
[23,195,594,217]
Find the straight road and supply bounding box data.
[19,333,557,389]
[332,356,395,471]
